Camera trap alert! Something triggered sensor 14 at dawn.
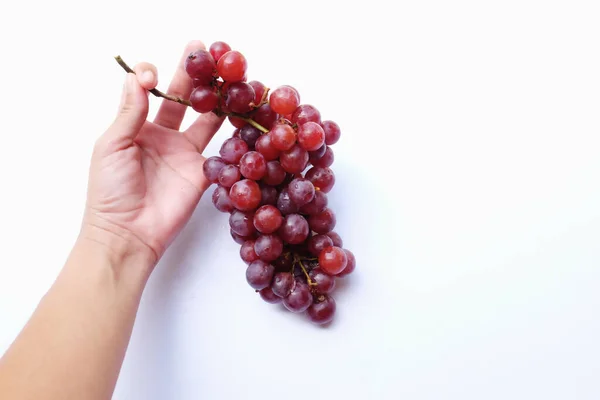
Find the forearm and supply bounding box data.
[0,231,154,400]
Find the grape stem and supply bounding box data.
[294,254,317,286]
[114,56,269,133]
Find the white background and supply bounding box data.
[1,0,599,399]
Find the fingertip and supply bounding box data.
[186,40,206,52]
[133,62,158,89]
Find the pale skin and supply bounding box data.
[0,40,223,400]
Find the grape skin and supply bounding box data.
[246,260,275,290]
[230,179,262,211]
[282,281,313,312]
[307,295,336,324]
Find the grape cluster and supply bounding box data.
[187,41,354,325]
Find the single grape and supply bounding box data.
[288,178,316,206]
[279,214,310,244]
[219,137,249,164]
[239,124,262,148]
[256,134,281,161]
[261,161,286,186]
[203,156,226,183]
[308,144,327,162]
[291,104,321,126]
[254,234,284,262]
[321,120,341,145]
[252,103,278,130]
[307,234,334,257]
[259,287,281,304]
[229,116,247,129]
[318,246,347,275]
[240,240,259,264]
[230,179,262,211]
[326,231,343,247]
[309,208,336,234]
[229,210,256,237]
[231,229,255,245]
[297,122,325,151]
[307,295,336,324]
[185,49,216,81]
[280,145,309,174]
[254,205,284,234]
[271,272,294,298]
[299,191,328,215]
[312,146,334,168]
[259,185,278,206]
[193,76,212,87]
[209,41,231,63]
[226,82,255,114]
[309,268,336,294]
[270,86,300,115]
[239,151,267,180]
[218,165,241,188]
[217,50,247,82]
[189,86,218,113]
[337,249,356,277]
[305,166,335,193]
[246,260,275,290]
[283,281,313,312]
[212,186,234,213]
[277,188,300,215]
[270,123,296,151]
[248,80,266,105]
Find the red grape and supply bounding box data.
[307,295,336,325]
[248,80,266,104]
[256,134,280,161]
[312,146,334,168]
[240,240,259,264]
[229,116,247,129]
[291,104,321,125]
[203,156,226,183]
[270,123,296,151]
[279,214,310,244]
[253,205,283,234]
[231,229,255,245]
[270,86,300,115]
[254,234,283,262]
[239,125,262,148]
[217,50,247,82]
[219,137,249,164]
[229,210,256,237]
[193,77,212,87]
[271,272,294,298]
[337,249,356,276]
[230,179,261,211]
[309,269,336,294]
[209,41,231,63]
[308,144,327,161]
[322,120,341,145]
[259,287,281,304]
[299,190,328,215]
[297,122,325,151]
[305,166,335,193]
[280,145,309,174]
[283,281,313,312]
[277,188,300,215]
[190,86,218,113]
[307,234,334,257]
[239,151,266,180]
[246,260,275,290]
[185,49,216,81]
[218,165,241,188]
[288,178,315,206]
[252,103,278,130]
[308,207,336,234]
[212,186,234,213]
[226,82,255,114]
[262,161,286,186]
[259,185,278,206]
[326,231,343,247]
[318,246,347,275]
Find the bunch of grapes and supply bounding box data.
[120,41,355,325]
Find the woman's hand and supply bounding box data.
[82,40,223,270]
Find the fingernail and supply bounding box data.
[142,70,154,85]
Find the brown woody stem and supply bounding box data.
[114,55,269,133]
[294,255,316,286]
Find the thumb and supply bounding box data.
[102,73,149,149]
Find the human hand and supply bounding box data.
[81,41,224,270]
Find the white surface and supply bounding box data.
[1,0,600,399]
